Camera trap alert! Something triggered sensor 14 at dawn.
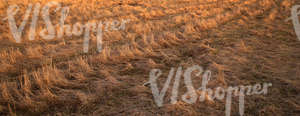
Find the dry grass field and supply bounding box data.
[0,0,300,115]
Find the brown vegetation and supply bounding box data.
[0,0,299,115]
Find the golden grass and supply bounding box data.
[0,0,299,115]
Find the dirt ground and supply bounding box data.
[0,0,299,115]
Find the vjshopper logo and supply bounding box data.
[144,65,272,116]
[3,1,130,53]
[286,5,300,41]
